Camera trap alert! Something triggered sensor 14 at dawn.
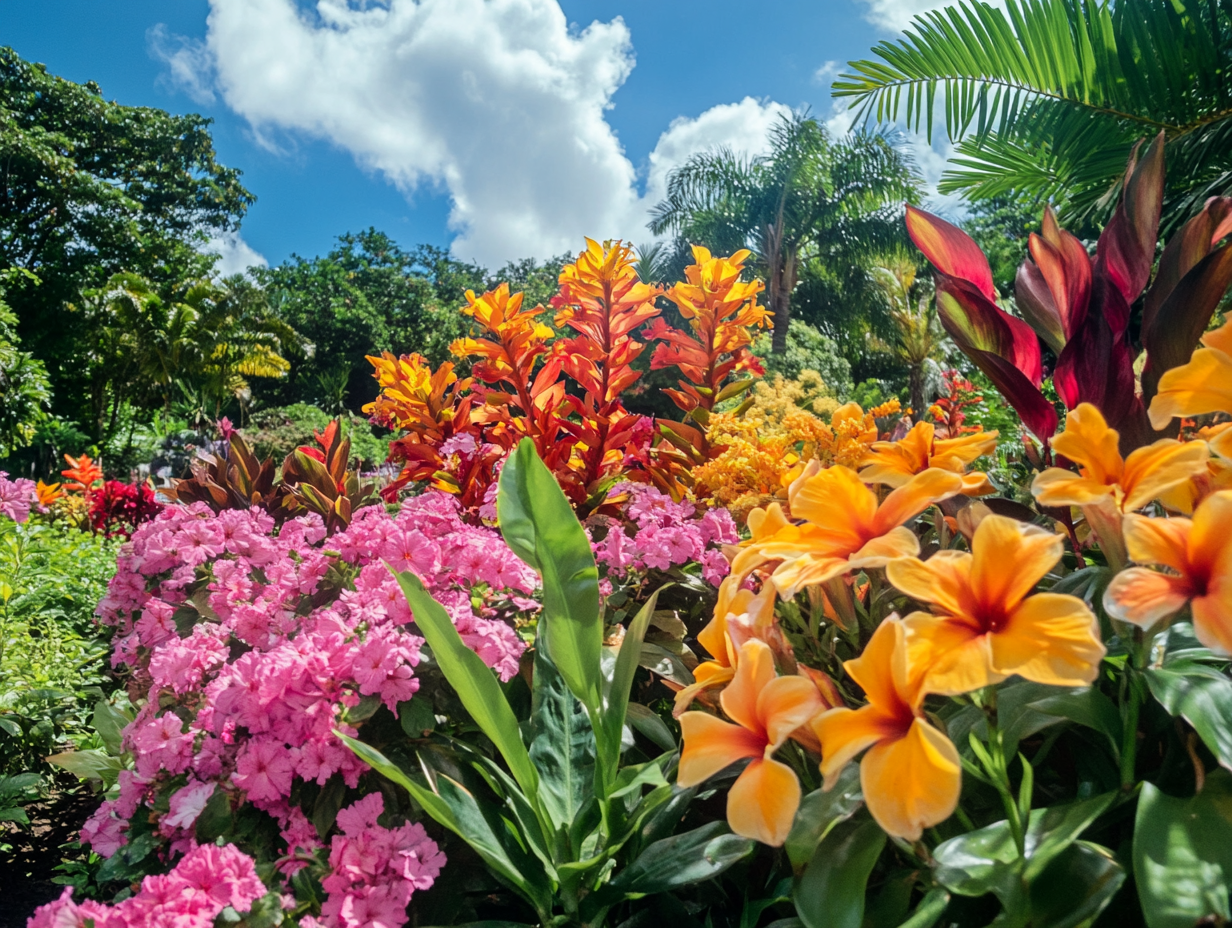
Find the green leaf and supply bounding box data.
[603,587,664,768]
[624,703,677,753]
[0,807,30,824]
[498,438,602,715]
[895,888,950,928]
[45,748,122,784]
[399,696,436,737]
[92,699,131,757]
[1134,769,1232,928]
[392,569,539,801]
[1027,841,1124,928]
[1028,687,1123,756]
[605,821,755,898]
[784,763,863,873]
[1145,662,1232,772]
[529,639,595,832]
[792,816,886,928]
[312,774,347,839]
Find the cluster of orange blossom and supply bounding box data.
[365,241,771,511]
[674,351,1231,846]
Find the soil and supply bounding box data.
[1,790,99,928]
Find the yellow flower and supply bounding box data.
[1032,404,1209,513]
[887,515,1105,696]
[812,617,961,841]
[1104,491,1232,654]
[733,464,963,598]
[860,420,998,496]
[678,639,823,846]
[1148,319,1232,429]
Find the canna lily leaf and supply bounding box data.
[965,348,1058,442]
[1095,133,1165,305]
[935,276,1042,385]
[906,205,997,300]
[1143,196,1232,331]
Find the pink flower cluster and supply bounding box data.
[84,491,535,926]
[29,843,268,928]
[592,483,736,586]
[0,471,37,523]
[302,794,447,928]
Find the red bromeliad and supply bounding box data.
[907,134,1232,453]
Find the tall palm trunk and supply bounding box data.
[764,222,798,355]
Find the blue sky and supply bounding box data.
[0,0,939,271]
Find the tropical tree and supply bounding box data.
[836,0,1232,232]
[869,255,942,416]
[649,113,921,353]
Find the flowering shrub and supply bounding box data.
[88,479,163,539]
[71,490,533,924]
[0,470,37,522]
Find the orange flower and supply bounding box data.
[678,639,823,846]
[887,515,1105,696]
[860,421,998,496]
[35,480,64,507]
[1148,319,1232,429]
[731,464,963,597]
[61,454,103,496]
[812,617,961,841]
[1032,404,1208,513]
[1104,491,1232,653]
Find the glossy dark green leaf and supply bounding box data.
[604,587,664,767]
[1029,687,1123,756]
[605,821,754,897]
[398,696,436,737]
[1134,769,1232,928]
[1145,661,1232,772]
[92,699,131,757]
[1027,841,1124,928]
[392,569,539,800]
[529,638,595,832]
[792,816,886,928]
[498,438,602,715]
[312,774,347,839]
[784,763,863,872]
[895,888,950,928]
[624,703,676,753]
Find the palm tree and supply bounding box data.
[836,0,1232,231]
[648,113,921,353]
[869,256,941,418]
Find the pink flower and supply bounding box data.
[0,472,36,524]
[164,780,215,831]
[233,739,295,803]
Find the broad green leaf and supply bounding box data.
[604,821,754,898]
[624,703,676,753]
[529,638,595,832]
[498,438,602,715]
[896,888,950,928]
[784,764,863,873]
[392,569,539,801]
[792,816,886,928]
[45,748,122,784]
[1145,661,1232,772]
[92,699,131,757]
[1027,841,1124,928]
[1134,769,1232,928]
[1029,687,1123,756]
[604,587,664,764]
[0,807,30,824]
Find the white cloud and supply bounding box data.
[158,0,794,266]
[148,24,217,105]
[204,231,268,276]
[856,0,950,33]
[813,60,840,86]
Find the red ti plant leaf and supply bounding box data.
[970,349,1059,442]
[1015,206,1092,354]
[1094,132,1165,305]
[905,206,997,300]
[1140,196,1232,405]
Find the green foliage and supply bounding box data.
[0,520,117,783]
[752,320,853,398]
[0,270,50,457]
[837,0,1232,231]
[243,404,387,470]
[346,440,753,927]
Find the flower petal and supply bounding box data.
[677,712,764,787]
[886,550,973,617]
[1122,512,1192,571]
[1193,577,1232,656]
[991,593,1104,686]
[1148,342,1232,430]
[789,466,878,546]
[1191,490,1232,583]
[849,527,922,569]
[1051,404,1123,484]
[1031,467,1115,508]
[860,718,962,841]
[1121,439,1211,511]
[813,706,892,789]
[672,663,735,717]
[1103,567,1190,629]
[758,676,824,750]
[970,515,1063,613]
[843,616,909,711]
[727,757,801,847]
[720,639,776,733]
[872,468,965,535]
[902,612,1001,698]
[768,554,851,600]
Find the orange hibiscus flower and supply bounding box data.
[1103,490,1232,653]
[812,617,961,841]
[860,421,998,496]
[887,515,1105,696]
[1148,319,1232,429]
[678,639,823,846]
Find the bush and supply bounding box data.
[244,404,388,471]
[752,320,853,398]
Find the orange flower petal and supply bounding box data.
[747,502,790,542]
[789,466,877,546]
[720,639,776,733]
[886,551,972,618]
[677,712,765,787]
[672,663,735,717]
[991,593,1104,686]
[1031,467,1115,508]
[727,757,802,846]
[1051,404,1123,484]
[1122,513,1192,571]
[958,471,997,496]
[933,430,999,466]
[757,676,824,750]
[860,718,962,841]
[1210,427,1232,463]
[969,515,1062,614]
[768,554,851,599]
[872,468,964,535]
[813,706,891,789]
[1192,578,1232,656]
[1191,490,1232,582]
[1121,439,1211,511]
[1103,567,1191,629]
[843,617,911,711]
[1148,340,1232,429]
[848,526,922,569]
[902,612,1001,697]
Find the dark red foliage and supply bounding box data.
[88,480,163,539]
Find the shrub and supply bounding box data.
[245,404,388,472]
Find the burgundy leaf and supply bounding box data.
[1096,133,1165,304]
[906,205,997,300]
